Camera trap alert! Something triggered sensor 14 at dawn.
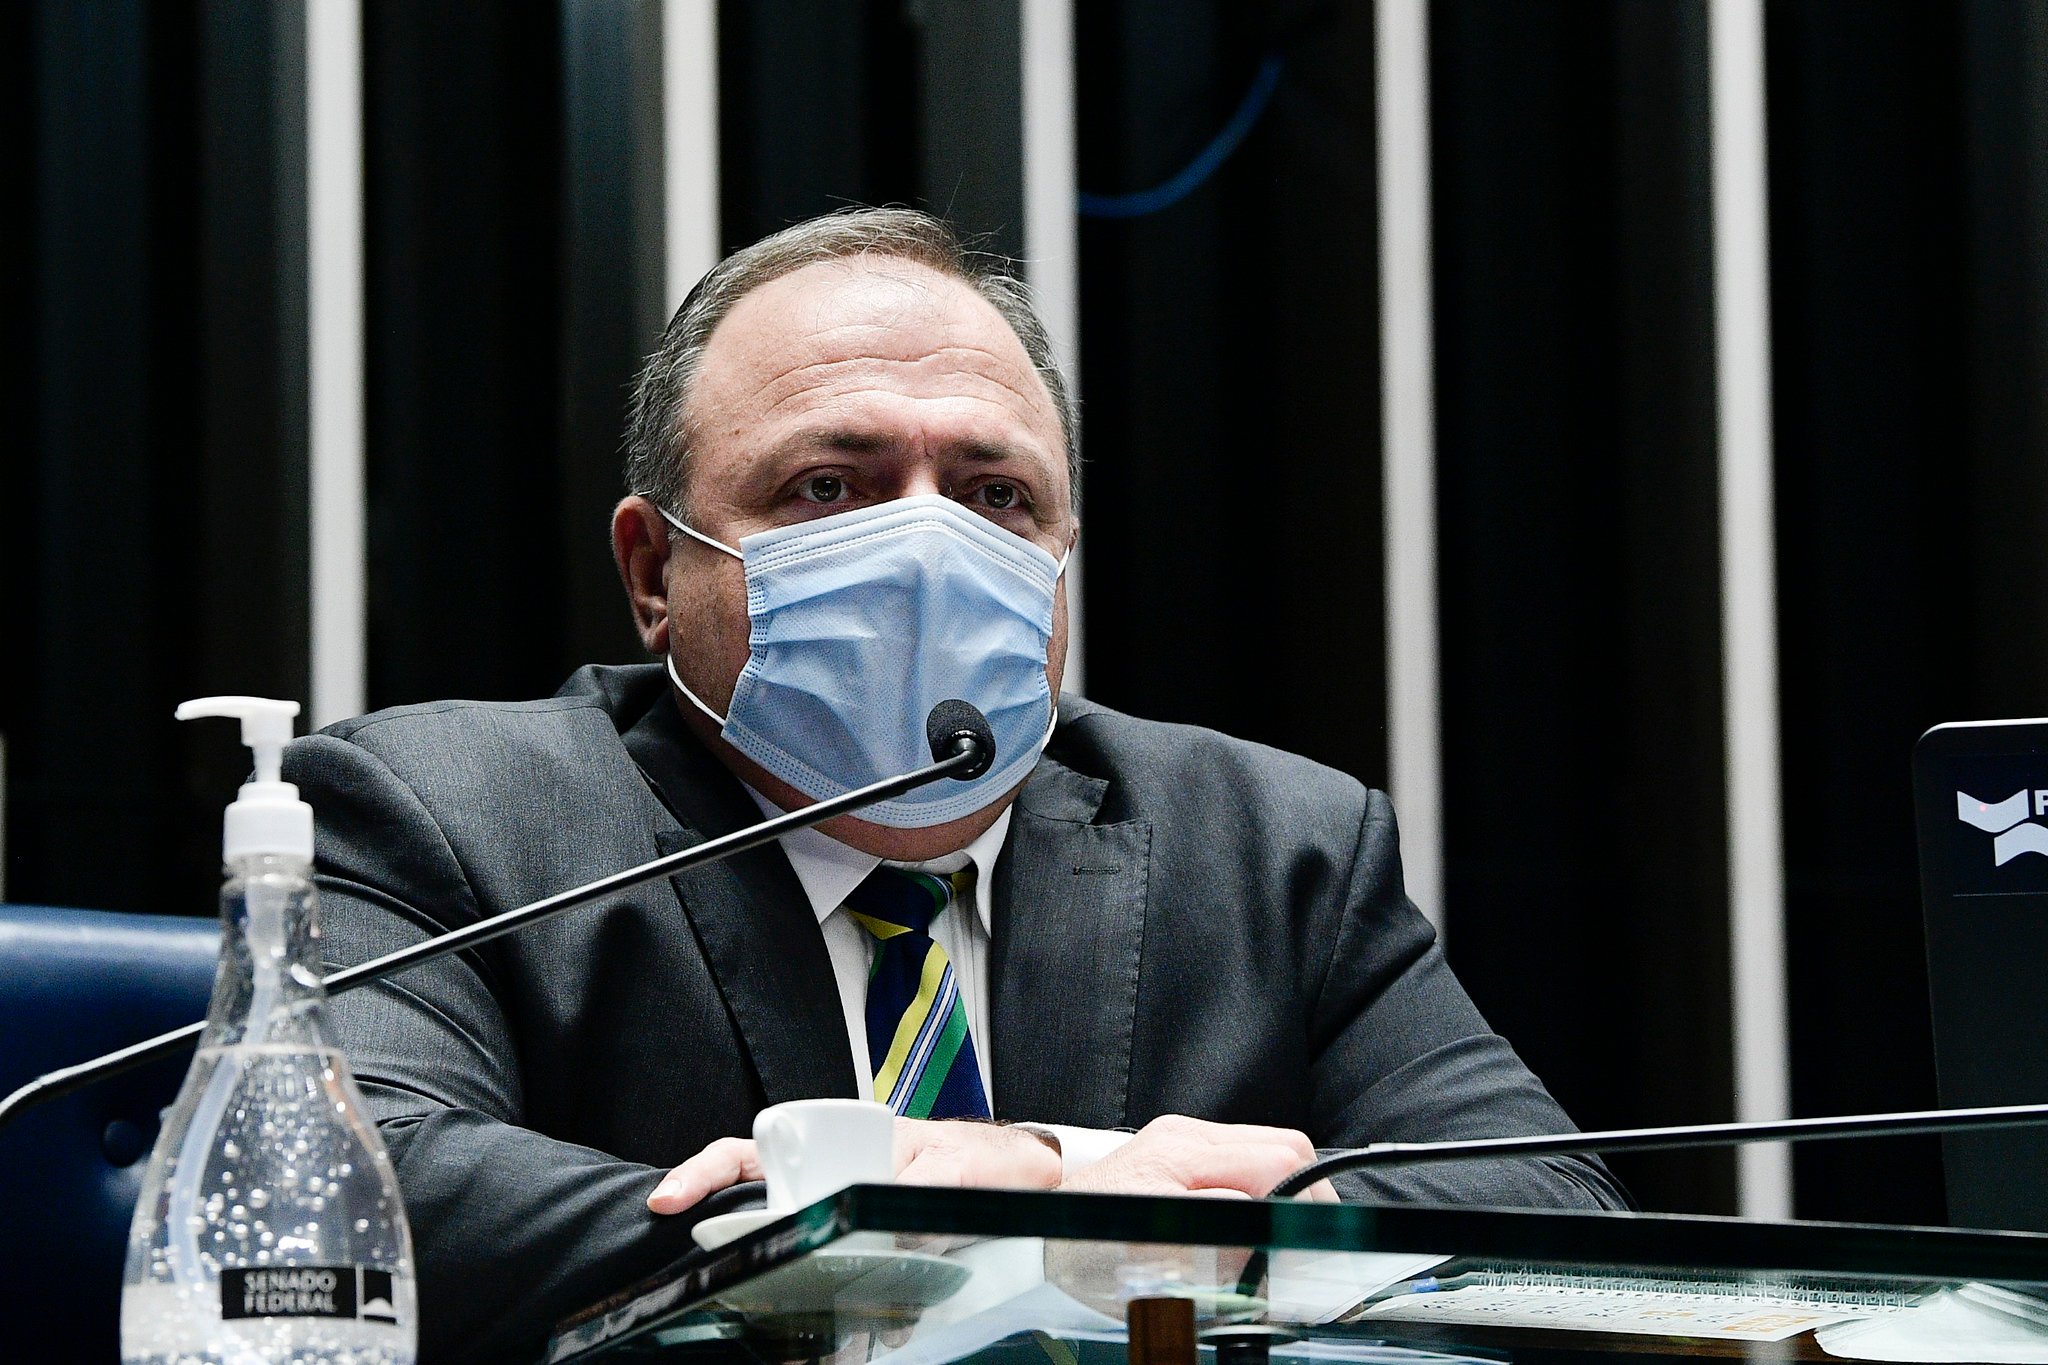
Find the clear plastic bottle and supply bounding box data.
[122,698,416,1365]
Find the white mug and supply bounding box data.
[752,1098,895,1212]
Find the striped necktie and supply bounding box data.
[843,864,991,1120]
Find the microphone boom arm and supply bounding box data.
[1269,1101,2048,1199]
[0,737,989,1131]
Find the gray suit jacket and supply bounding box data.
[285,664,1625,1362]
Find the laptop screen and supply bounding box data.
[1915,719,2048,1231]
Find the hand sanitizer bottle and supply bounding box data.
[121,697,416,1365]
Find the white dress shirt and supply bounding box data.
[745,788,1128,1176]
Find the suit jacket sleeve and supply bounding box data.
[287,732,701,1364]
[1307,788,1632,1208]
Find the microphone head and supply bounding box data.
[926,700,995,780]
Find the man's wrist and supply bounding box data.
[1012,1123,1132,1182]
[1004,1122,1064,1187]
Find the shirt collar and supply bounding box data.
[742,786,1009,935]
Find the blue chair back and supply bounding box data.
[0,905,219,1362]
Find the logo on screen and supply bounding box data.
[1956,790,2048,865]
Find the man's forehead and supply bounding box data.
[741,257,961,338]
[696,258,1050,411]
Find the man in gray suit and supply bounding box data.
[290,209,1625,1362]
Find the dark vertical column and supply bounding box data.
[183,0,312,887]
[717,0,918,250]
[1605,0,1732,1212]
[362,4,566,707]
[1074,5,1386,788]
[11,1,306,916]
[14,0,173,913]
[917,2,1023,257]
[0,1,25,898]
[1766,0,1967,1227]
[1431,0,1731,1213]
[193,0,310,694]
[1076,7,1234,731]
[560,0,666,667]
[1957,3,2048,709]
[716,0,1022,256]
[1246,5,1384,787]
[364,3,674,707]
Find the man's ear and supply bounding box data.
[612,496,674,655]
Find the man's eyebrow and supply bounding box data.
[764,429,917,458]
[751,430,888,466]
[953,439,1033,465]
[772,430,1046,467]
[810,430,891,455]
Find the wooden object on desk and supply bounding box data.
[1126,1295,1197,1365]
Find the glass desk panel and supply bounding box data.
[547,1188,2048,1365]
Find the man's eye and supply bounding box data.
[975,481,1022,511]
[800,475,847,504]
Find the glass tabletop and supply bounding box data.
[546,1188,2048,1365]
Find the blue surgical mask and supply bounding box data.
[658,494,1067,828]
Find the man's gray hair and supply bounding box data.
[624,207,1078,517]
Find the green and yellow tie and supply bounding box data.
[844,865,991,1120]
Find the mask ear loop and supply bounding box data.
[1053,518,1082,579]
[1047,530,1076,733]
[650,504,743,726]
[1053,520,1078,724]
[665,653,731,730]
[656,504,744,560]
[1037,539,1070,750]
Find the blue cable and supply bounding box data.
[1079,55,1286,220]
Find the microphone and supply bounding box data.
[0,700,1000,1131]
[926,698,996,779]
[1266,1101,2048,1199]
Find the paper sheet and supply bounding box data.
[871,1280,1124,1365]
[1267,1250,1452,1324]
[1363,1283,1856,1341]
[1816,1287,2048,1362]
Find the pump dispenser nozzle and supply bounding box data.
[176,696,313,861]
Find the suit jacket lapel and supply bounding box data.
[626,699,859,1105]
[990,753,1152,1128]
